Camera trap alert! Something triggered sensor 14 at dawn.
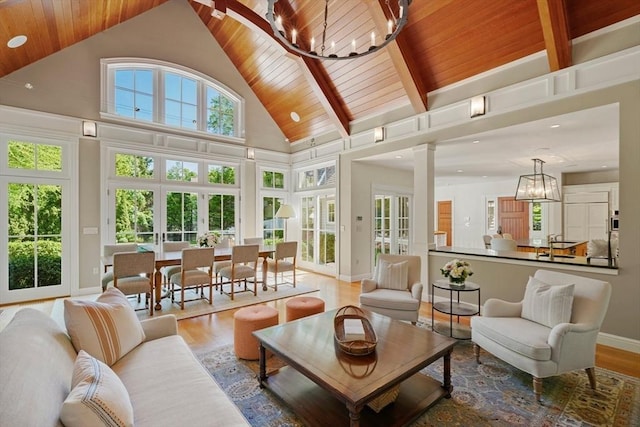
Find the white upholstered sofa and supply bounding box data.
[0,304,249,426]
[471,269,611,402]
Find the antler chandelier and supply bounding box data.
[266,0,411,60]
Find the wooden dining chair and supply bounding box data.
[162,240,191,287]
[101,243,139,291]
[218,244,259,300]
[266,241,297,291]
[169,247,215,310]
[112,251,155,315]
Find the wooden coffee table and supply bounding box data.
[253,308,457,427]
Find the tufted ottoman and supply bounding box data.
[285,296,325,321]
[233,305,279,360]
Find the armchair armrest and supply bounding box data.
[482,299,522,317]
[410,282,423,302]
[548,322,601,368]
[361,278,377,293]
[140,314,178,341]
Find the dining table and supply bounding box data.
[102,245,275,312]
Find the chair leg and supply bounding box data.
[292,268,296,288]
[181,287,185,310]
[209,282,213,304]
[585,367,597,390]
[533,377,543,402]
[473,343,481,364]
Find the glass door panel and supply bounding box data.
[165,190,198,244]
[300,196,314,262]
[114,187,157,247]
[208,192,237,242]
[318,195,336,266]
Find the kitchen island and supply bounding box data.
[515,239,588,256]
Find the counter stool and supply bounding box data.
[233,305,279,360]
[285,296,325,321]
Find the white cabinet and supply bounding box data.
[564,202,609,241]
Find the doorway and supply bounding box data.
[498,197,529,240]
[437,200,452,246]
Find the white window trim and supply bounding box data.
[100,58,246,144]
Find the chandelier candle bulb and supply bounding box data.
[291,29,297,45]
[310,37,315,52]
[387,19,393,35]
[370,32,375,47]
[276,15,284,32]
[352,39,356,52]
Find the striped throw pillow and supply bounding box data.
[64,288,145,366]
[376,260,409,291]
[61,350,134,427]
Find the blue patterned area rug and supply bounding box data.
[196,324,640,427]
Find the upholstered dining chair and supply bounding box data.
[491,238,517,251]
[162,240,191,287]
[482,235,493,249]
[213,237,232,287]
[101,243,138,291]
[111,251,155,315]
[471,269,612,402]
[169,247,215,310]
[243,237,263,245]
[502,232,514,240]
[266,241,297,291]
[359,254,422,324]
[218,244,259,300]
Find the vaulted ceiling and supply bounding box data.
[1,0,638,144]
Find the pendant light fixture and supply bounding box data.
[514,158,561,202]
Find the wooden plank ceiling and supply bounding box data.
[1,0,638,144]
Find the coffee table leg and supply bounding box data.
[346,403,361,427]
[443,348,453,398]
[258,343,267,387]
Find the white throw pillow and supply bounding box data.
[60,350,134,427]
[376,260,409,291]
[521,276,575,328]
[64,288,145,366]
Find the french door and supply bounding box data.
[373,192,411,262]
[1,176,72,303]
[107,183,238,249]
[298,192,336,275]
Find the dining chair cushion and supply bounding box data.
[60,350,134,427]
[170,269,211,287]
[64,288,146,366]
[521,276,575,328]
[219,264,256,280]
[375,260,408,291]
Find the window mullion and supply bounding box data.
[155,69,163,125]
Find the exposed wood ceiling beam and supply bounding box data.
[369,0,428,113]
[201,0,351,138]
[536,0,572,71]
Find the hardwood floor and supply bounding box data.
[179,270,640,378]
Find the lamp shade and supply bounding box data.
[275,204,295,219]
[515,159,561,202]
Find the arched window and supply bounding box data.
[101,58,244,141]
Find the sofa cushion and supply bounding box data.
[359,288,418,311]
[522,276,574,328]
[112,335,249,426]
[0,308,77,427]
[376,260,408,291]
[64,288,145,366]
[471,316,552,361]
[60,350,134,427]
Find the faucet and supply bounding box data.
[547,234,555,261]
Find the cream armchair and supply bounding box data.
[471,269,611,402]
[359,254,422,324]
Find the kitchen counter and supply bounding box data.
[515,239,588,256]
[430,246,617,271]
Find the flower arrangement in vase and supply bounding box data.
[440,259,473,287]
[197,231,221,247]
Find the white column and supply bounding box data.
[412,144,435,301]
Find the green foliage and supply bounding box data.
[207,92,235,136]
[319,232,335,264]
[115,153,154,178]
[9,240,62,289]
[208,165,235,185]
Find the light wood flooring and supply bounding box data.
[179,270,640,378]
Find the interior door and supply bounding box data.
[437,200,452,246]
[498,197,529,240]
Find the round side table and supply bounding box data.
[431,279,480,339]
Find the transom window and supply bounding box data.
[297,163,336,190]
[102,58,244,140]
[8,140,62,172]
[262,170,285,189]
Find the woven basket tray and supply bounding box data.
[334,306,377,356]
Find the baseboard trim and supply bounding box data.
[74,286,102,296]
[597,332,640,354]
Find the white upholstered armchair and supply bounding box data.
[359,254,422,324]
[471,269,611,402]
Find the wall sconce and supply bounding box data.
[470,96,486,118]
[82,121,97,137]
[246,147,255,160]
[374,126,385,142]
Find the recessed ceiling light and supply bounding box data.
[472,140,480,144]
[290,112,300,122]
[550,124,560,128]
[601,165,607,168]
[24,83,33,90]
[482,175,487,178]
[395,155,402,159]
[7,35,27,49]
[456,169,463,173]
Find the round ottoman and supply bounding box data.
[233,305,279,360]
[285,296,325,321]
